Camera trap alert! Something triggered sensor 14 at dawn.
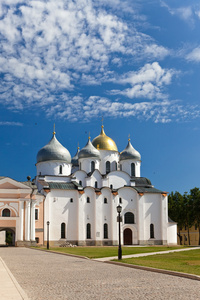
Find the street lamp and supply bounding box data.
[116,205,122,260]
[47,221,50,250]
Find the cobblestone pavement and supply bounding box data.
[0,247,200,300]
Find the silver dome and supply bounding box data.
[120,140,141,161]
[78,138,100,159]
[37,134,71,163]
[71,148,80,166]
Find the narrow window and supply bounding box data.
[2,208,10,217]
[35,209,39,220]
[80,162,81,170]
[95,181,98,188]
[104,198,107,204]
[119,197,122,204]
[79,180,82,186]
[86,223,91,239]
[131,163,135,176]
[114,161,117,171]
[124,212,135,224]
[150,223,154,238]
[104,223,108,239]
[110,184,113,189]
[106,161,110,173]
[91,161,95,172]
[61,223,66,239]
[59,165,63,174]
[120,164,122,171]
[70,198,73,203]
[87,197,90,203]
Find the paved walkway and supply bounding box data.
[0,256,28,300]
[94,246,200,261]
[0,247,200,300]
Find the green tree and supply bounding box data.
[190,187,200,245]
[182,192,194,245]
[168,191,185,244]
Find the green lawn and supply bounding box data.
[40,246,184,259]
[120,249,200,276]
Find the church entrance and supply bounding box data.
[123,228,132,245]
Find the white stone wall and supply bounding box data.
[36,161,71,176]
[120,159,141,177]
[79,158,100,174]
[98,150,119,174]
[108,171,130,189]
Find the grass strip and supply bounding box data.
[34,246,186,259]
[119,249,200,276]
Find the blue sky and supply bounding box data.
[0,0,200,194]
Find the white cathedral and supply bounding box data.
[34,125,177,246]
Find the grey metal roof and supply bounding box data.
[130,177,152,186]
[132,186,164,194]
[120,140,141,161]
[47,182,82,190]
[37,134,71,164]
[78,138,100,159]
[71,148,79,166]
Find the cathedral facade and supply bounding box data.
[34,126,177,246]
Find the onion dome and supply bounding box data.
[37,133,71,164]
[120,139,141,161]
[71,147,80,166]
[78,137,100,159]
[92,126,118,151]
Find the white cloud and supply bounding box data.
[109,62,177,99]
[0,121,23,126]
[186,47,200,62]
[0,0,171,120]
[45,94,200,124]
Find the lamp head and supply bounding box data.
[117,205,122,213]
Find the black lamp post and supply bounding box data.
[117,205,122,260]
[47,221,50,250]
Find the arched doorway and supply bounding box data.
[0,228,15,246]
[123,228,132,245]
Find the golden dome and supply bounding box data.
[92,126,118,151]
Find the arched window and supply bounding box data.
[86,223,91,239]
[131,163,135,176]
[124,212,135,224]
[61,223,66,239]
[150,224,154,238]
[119,197,122,204]
[114,161,117,171]
[79,162,81,170]
[106,161,110,173]
[104,198,107,204]
[2,208,10,217]
[70,198,73,203]
[59,165,62,174]
[120,164,122,171]
[91,161,95,172]
[104,223,108,239]
[79,180,82,186]
[95,181,98,188]
[87,197,90,203]
[35,209,39,220]
[110,184,113,189]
